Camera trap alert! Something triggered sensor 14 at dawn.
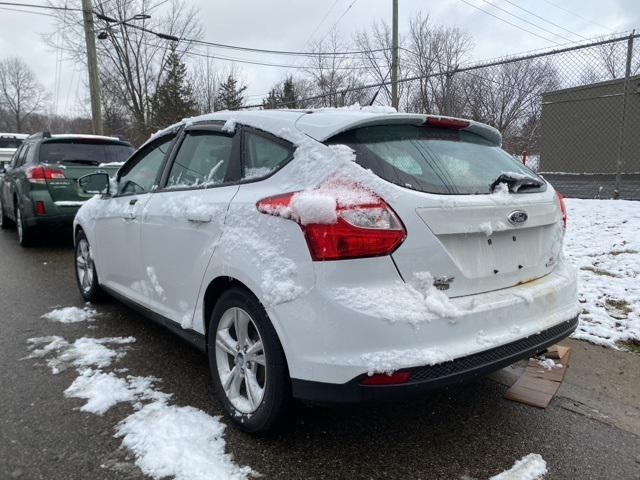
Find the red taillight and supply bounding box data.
[556,191,567,229]
[361,371,411,385]
[26,166,65,184]
[35,201,46,215]
[424,117,470,129]
[257,185,406,261]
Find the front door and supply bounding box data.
[94,134,176,305]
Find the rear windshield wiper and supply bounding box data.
[490,173,543,193]
[59,159,101,166]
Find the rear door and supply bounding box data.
[38,139,133,206]
[328,124,564,297]
[93,134,175,305]
[139,125,241,326]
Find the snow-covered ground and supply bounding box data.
[564,199,640,349]
[27,309,254,480]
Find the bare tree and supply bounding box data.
[405,13,473,116]
[0,57,47,132]
[47,0,202,142]
[191,56,220,114]
[304,31,369,108]
[463,58,559,148]
[354,20,410,109]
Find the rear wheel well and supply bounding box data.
[74,224,83,242]
[203,277,253,341]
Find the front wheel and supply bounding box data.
[208,288,290,434]
[74,231,106,302]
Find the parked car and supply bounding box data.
[0,132,134,246]
[73,110,578,433]
[0,133,28,171]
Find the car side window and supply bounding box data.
[9,145,23,168]
[16,145,30,168]
[242,131,292,180]
[165,132,233,188]
[117,136,174,196]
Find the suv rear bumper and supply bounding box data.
[291,315,578,403]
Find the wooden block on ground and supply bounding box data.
[545,344,570,360]
[504,344,571,408]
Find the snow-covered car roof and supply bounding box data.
[147,107,502,147]
[0,133,29,139]
[45,134,128,143]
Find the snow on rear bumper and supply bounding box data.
[269,258,578,386]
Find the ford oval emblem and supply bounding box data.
[508,210,528,225]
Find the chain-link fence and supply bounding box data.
[242,33,640,199]
[413,33,640,200]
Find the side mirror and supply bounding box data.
[78,173,111,195]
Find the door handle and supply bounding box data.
[186,211,212,223]
[129,198,138,205]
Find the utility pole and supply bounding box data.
[391,0,399,110]
[81,0,103,135]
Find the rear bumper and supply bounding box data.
[292,315,578,403]
[25,212,77,228]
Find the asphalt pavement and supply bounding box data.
[1,227,639,480]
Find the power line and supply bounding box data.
[475,0,574,42]
[238,32,640,110]
[0,1,80,11]
[539,0,615,33]
[304,0,342,46]
[0,5,57,17]
[315,0,359,47]
[498,0,587,40]
[458,0,560,44]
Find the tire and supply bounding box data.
[15,205,34,247]
[0,198,13,229]
[74,230,106,302]
[207,287,290,434]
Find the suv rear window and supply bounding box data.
[0,138,23,149]
[39,139,134,165]
[327,125,544,195]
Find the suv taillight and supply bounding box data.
[556,191,567,229]
[26,166,65,184]
[257,185,406,261]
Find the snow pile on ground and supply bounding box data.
[488,453,547,480]
[26,336,135,373]
[564,199,640,349]
[25,332,254,479]
[42,305,97,323]
[536,357,563,370]
[64,369,140,415]
[116,402,252,480]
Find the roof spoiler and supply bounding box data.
[27,131,51,140]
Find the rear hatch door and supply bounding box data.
[326,122,564,297]
[39,138,133,205]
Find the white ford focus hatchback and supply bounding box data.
[74,109,578,432]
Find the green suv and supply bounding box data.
[0,132,134,246]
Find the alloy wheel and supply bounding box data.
[76,238,94,294]
[215,307,267,413]
[16,209,22,242]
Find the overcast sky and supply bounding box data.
[0,0,637,117]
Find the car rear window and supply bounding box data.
[0,138,23,149]
[327,125,544,195]
[39,139,134,165]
